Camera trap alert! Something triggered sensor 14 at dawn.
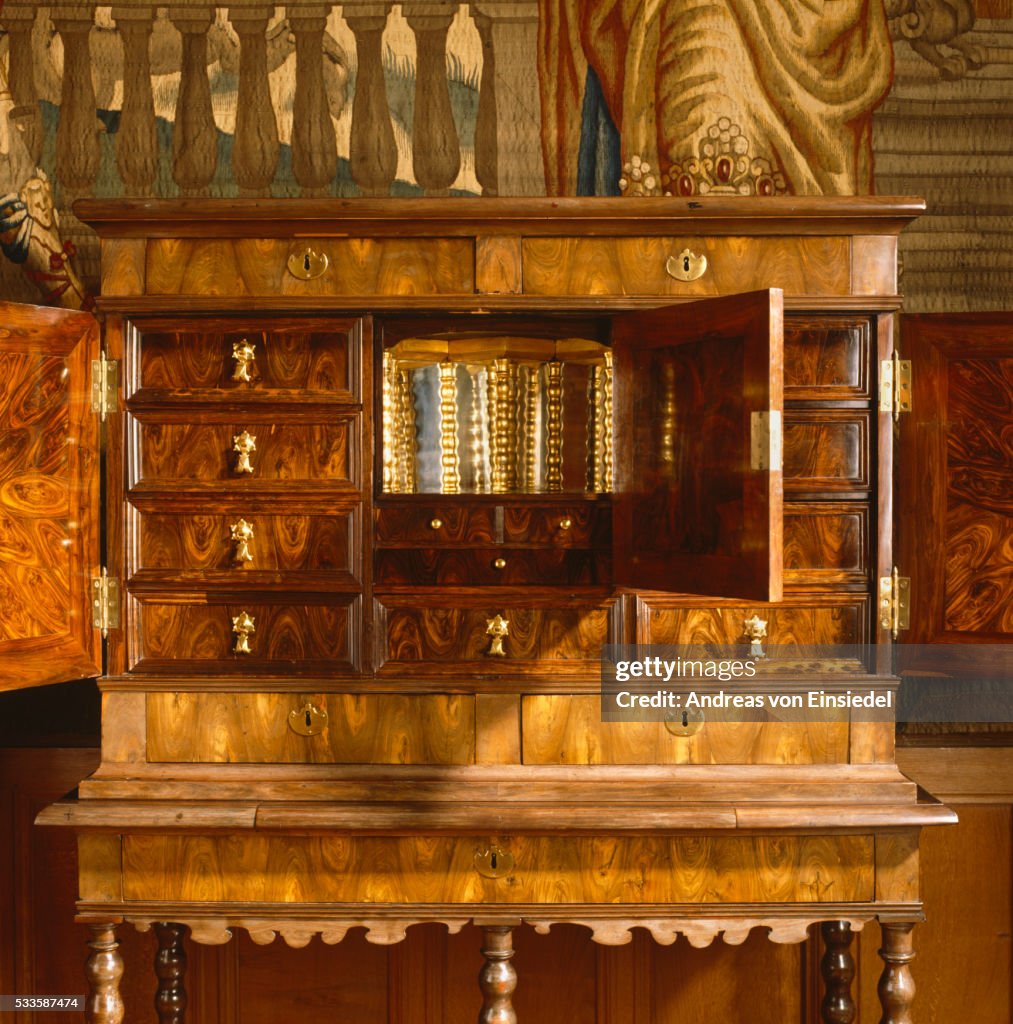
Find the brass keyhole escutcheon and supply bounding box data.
[288,702,328,736]
[664,708,705,737]
[287,246,329,281]
[665,248,708,282]
[474,843,515,879]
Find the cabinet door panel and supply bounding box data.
[612,290,783,601]
[898,314,1013,676]
[0,302,102,690]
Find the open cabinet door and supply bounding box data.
[0,302,102,690]
[612,289,783,601]
[897,313,1013,678]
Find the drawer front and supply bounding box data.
[122,833,874,904]
[375,548,609,586]
[375,505,497,544]
[784,411,870,492]
[784,317,871,400]
[134,510,357,579]
[783,502,868,586]
[147,693,474,764]
[376,595,619,676]
[522,696,849,765]
[132,318,360,401]
[146,237,475,296]
[130,597,359,673]
[134,419,356,487]
[503,505,610,546]
[637,595,870,661]
[522,236,850,297]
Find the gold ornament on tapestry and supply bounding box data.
[660,117,788,198]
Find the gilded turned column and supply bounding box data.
[154,923,188,1024]
[111,7,159,196]
[820,921,856,1024]
[229,6,280,196]
[85,924,124,1024]
[404,4,461,196]
[345,4,397,197]
[878,922,917,1024]
[289,4,337,196]
[168,8,217,196]
[477,926,517,1024]
[51,6,102,203]
[470,8,498,196]
[1,5,44,165]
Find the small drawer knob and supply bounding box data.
[485,614,509,657]
[231,610,255,655]
[430,518,443,530]
[558,517,573,531]
[492,557,507,570]
[288,701,328,737]
[233,431,257,474]
[231,338,256,383]
[229,518,254,564]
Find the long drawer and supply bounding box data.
[374,548,610,586]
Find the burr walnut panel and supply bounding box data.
[120,833,874,904]
[521,696,848,765]
[146,693,474,764]
[375,592,618,676]
[783,317,870,400]
[144,238,474,296]
[374,548,609,586]
[133,418,356,487]
[521,236,850,297]
[783,412,869,492]
[134,510,356,579]
[131,317,361,401]
[130,598,359,674]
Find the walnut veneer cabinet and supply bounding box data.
[2,198,958,1024]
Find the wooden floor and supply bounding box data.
[1,746,1010,1024]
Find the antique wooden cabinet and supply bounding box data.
[0,197,961,1023]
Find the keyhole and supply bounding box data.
[683,255,691,273]
[682,711,689,728]
[303,253,312,272]
[305,709,313,728]
[490,851,498,870]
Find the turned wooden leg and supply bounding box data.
[820,921,856,1024]
[878,922,916,1024]
[478,925,517,1024]
[155,922,188,1023]
[85,923,124,1024]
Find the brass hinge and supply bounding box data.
[90,353,119,421]
[91,568,120,638]
[879,566,911,639]
[879,353,912,421]
[750,410,783,471]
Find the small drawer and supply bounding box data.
[134,509,357,581]
[783,502,868,586]
[130,317,361,401]
[374,548,610,586]
[784,411,870,491]
[129,596,360,674]
[375,592,620,677]
[503,505,610,546]
[122,833,874,904]
[522,236,850,297]
[374,505,497,545]
[146,237,475,296]
[784,317,871,400]
[521,696,849,765]
[147,693,474,764]
[636,594,870,668]
[132,417,357,488]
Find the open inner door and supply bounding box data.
[612,289,783,601]
[0,301,102,690]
